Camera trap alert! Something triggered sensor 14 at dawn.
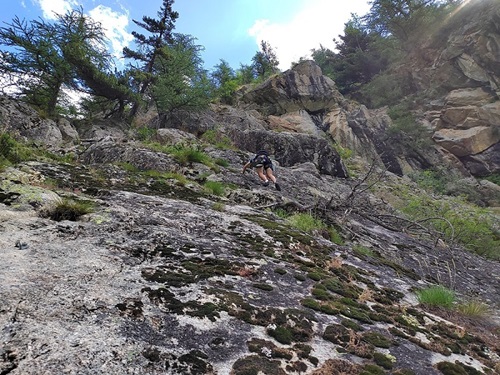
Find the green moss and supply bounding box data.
[178,350,213,374]
[307,271,324,281]
[141,268,195,286]
[143,287,221,321]
[268,326,294,345]
[341,319,363,331]
[323,324,351,345]
[301,298,322,311]
[436,362,469,375]
[322,278,358,297]
[374,288,406,304]
[231,355,284,375]
[373,352,394,369]
[360,364,387,375]
[362,332,392,348]
[274,268,287,275]
[294,274,307,282]
[252,283,274,291]
[391,369,415,375]
[311,286,331,300]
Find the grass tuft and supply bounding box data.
[287,212,326,233]
[456,300,490,317]
[203,181,226,196]
[42,198,94,221]
[416,285,455,308]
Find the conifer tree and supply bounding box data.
[252,40,280,79]
[123,0,179,115]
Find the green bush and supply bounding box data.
[387,104,433,152]
[360,73,412,108]
[144,170,188,186]
[272,208,290,219]
[328,227,344,244]
[0,132,33,164]
[353,245,375,257]
[399,194,499,260]
[214,158,229,167]
[416,285,455,308]
[409,169,449,195]
[483,173,500,186]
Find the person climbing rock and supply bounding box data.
[242,150,281,191]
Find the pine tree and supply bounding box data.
[123,0,179,116]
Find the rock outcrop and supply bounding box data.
[1,149,499,375]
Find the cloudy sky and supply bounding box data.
[3,0,372,72]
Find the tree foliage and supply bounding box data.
[252,40,280,79]
[312,15,395,98]
[123,0,179,115]
[0,8,133,117]
[151,34,212,116]
[56,9,136,116]
[363,0,457,45]
[0,16,73,116]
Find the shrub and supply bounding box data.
[287,212,326,233]
[116,162,140,172]
[0,132,33,164]
[144,170,188,186]
[399,194,499,260]
[409,169,450,195]
[272,208,289,219]
[353,245,375,257]
[416,285,455,308]
[328,227,344,244]
[483,173,500,186]
[360,72,412,109]
[387,103,433,152]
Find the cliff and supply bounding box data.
[1,2,499,373]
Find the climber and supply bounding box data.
[242,150,281,191]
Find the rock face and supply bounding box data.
[1,5,500,371]
[238,60,345,116]
[0,96,66,147]
[1,151,499,375]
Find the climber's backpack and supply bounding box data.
[250,151,271,168]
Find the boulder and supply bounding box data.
[238,60,345,116]
[156,128,197,145]
[444,88,496,106]
[0,96,63,147]
[461,143,500,176]
[432,126,500,157]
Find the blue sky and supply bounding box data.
[2,0,372,72]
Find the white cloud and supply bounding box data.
[36,0,79,20]
[88,5,133,61]
[248,0,371,70]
